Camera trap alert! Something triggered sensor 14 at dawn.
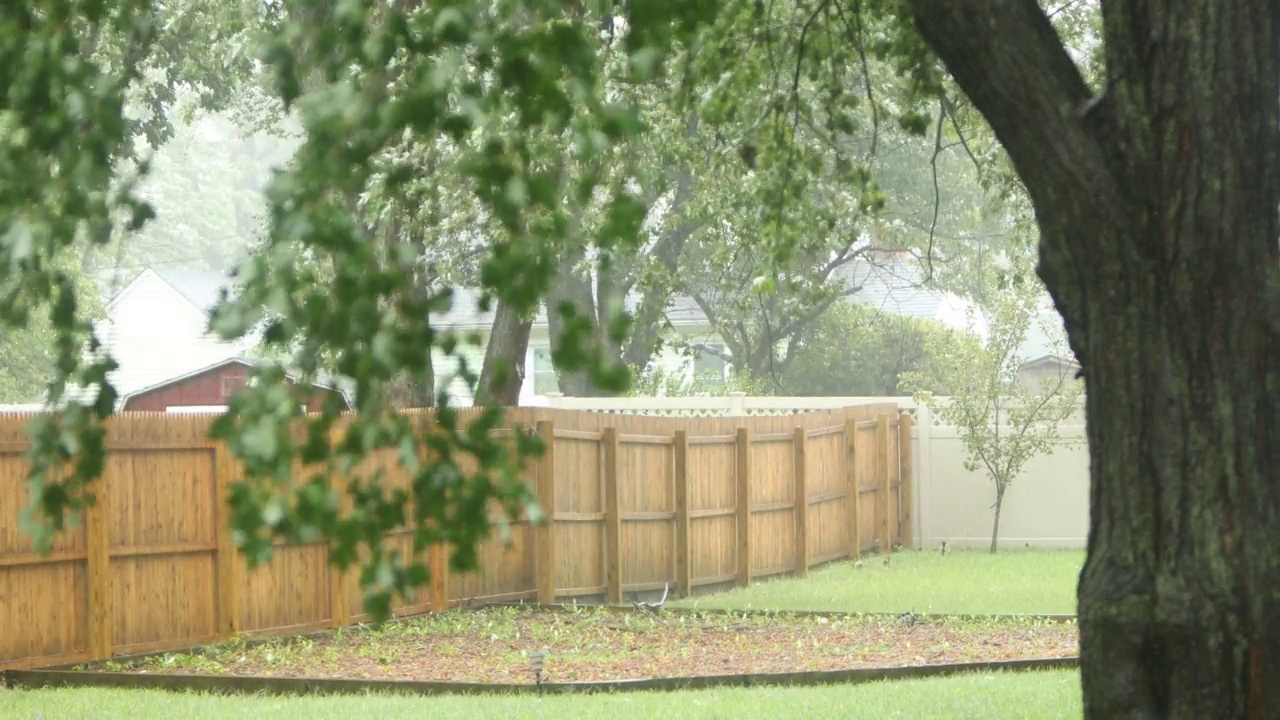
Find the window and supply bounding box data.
[532,347,559,395]
[693,344,728,385]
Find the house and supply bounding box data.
[89,267,260,407]
[119,356,350,412]
[430,258,989,405]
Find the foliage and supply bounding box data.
[779,300,980,397]
[901,281,1083,553]
[3,0,718,623]
[0,253,104,403]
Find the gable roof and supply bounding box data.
[119,356,353,408]
[103,266,239,316]
[150,268,236,312]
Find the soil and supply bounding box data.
[102,607,1078,684]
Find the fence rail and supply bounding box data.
[0,403,908,670]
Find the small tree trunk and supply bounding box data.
[989,487,1004,554]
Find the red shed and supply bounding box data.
[120,357,351,412]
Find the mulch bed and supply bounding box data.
[92,607,1078,684]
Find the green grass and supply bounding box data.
[671,549,1084,616]
[1,670,1082,719]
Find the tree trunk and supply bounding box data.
[475,299,532,406]
[546,257,607,397]
[387,367,434,409]
[910,1,1279,716]
[989,488,1003,555]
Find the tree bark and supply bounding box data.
[545,255,605,397]
[475,299,532,406]
[910,1,1279,716]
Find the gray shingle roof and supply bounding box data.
[842,260,950,322]
[436,258,961,332]
[151,267,237,312]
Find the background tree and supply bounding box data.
[903,280,1083,553]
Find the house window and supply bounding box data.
[693,344,728,384]
[532,347,559,395]
[220,375,246,398]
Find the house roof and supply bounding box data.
[1018,309,1076,364]
[843,261,953,322]
[149,267,236,312]
[102,266,239,316]
[119,356,353,408]
[437,288,711,330]
[433,258,973,334]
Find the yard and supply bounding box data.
[4,550,1087,718]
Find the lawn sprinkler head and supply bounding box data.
[529,650,546,689]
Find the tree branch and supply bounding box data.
[907,0,1131,349]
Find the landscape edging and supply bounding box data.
[3,656,1079,697]
[483,601,1079,624]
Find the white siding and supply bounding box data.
[97,271,251,399]
[431,342,488,406]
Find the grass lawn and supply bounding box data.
[1,669,1082,719]
[671,549,1084,616]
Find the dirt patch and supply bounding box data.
[90,607,1078,684]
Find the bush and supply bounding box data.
[779,301,977,396]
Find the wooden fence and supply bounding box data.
[0,403,910,670]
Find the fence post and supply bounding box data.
[328,422,355,628]
[673,429,692,599]
[845,418,860,559]
[735,427,752,587]
[86,472,111,661]
[535,420,556,605]
[728,391,747,416]
[214,439,242,639]
[431,412,452,611]
[876,414,891,554]
[794,427,810,578]
[898,411,915,550]
[603,426,622,605]
[430,543,449,611]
